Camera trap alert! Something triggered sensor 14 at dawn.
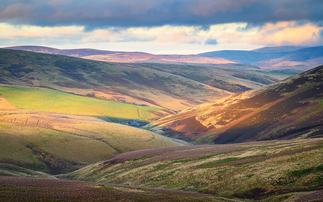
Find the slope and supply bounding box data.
[0,107,181,174]
[0,48,288,111]
[6,45,236,65]
[63,138,323,201]
[0,48,235,111]
[0,177,233,202]
[147,65,323,144]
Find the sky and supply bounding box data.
[1,0,323,54]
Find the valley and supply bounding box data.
[1,0,323,201]
[0,47,322,202]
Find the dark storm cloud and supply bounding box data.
[1,0,323,28]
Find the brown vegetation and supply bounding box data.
[0,177,228,202]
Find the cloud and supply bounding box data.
[204,38,218,45]
[254,21,323,46]
[0,23,84,48]
[2,20,322,52]
[1,0,323,29]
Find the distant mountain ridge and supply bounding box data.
[199,46,323,70]
[148,65,323,144]
[252,46,306,53]
[7,45,322,71]
[199,50,287,64]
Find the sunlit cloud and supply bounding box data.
[254,21,323,46]
[0,23,84,38]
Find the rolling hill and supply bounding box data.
[0,55,187,175]
[8,45,323,73]
[0,102,181,174]
[62,138,323,201]
[5,45,236,65]
[1,47,323,201]
[146,65,323,144]
[0,48,288,112]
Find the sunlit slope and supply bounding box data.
[147,65,323,144]
[63,138,323,201]
[0,96,16,110]
[0,109,181,174]
[0,86,171,121]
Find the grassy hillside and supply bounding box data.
[0,48,291,111]
[0,86,170,121]
[147,65,323,144]
[0,104,181,174]
[62,138,323,201]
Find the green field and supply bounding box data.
[0,86,169,121]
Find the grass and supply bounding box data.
[199,154,267,168]
[62,138,323,200]
[289,164,323,176]
[0,86,169,121]
[0,110,181,174]
[0,123,113,173]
